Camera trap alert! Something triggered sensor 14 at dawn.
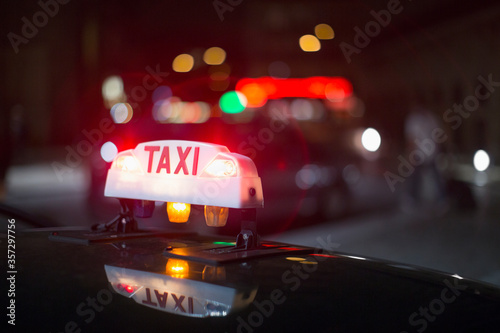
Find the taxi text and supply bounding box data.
[144,146,200,175]
[141,288,194,314]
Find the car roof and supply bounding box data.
[8,229,500,332]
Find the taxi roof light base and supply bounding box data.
[91,199,138,234]
[234,210,260,250]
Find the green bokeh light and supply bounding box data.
[219,91,247,114]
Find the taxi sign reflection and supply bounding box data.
[105,264,257,318]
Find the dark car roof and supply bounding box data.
[6,229,500,332]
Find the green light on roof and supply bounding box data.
[213,241,236,246]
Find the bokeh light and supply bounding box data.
[361,128,381,152]
[193,102,211,123]
[203,47,226,65]
[473,149,490,171]
[153,98,177,123]
[325,82,347,101]
[314,23,334,40]
[153,98,210,123]
[110,103,133,124]
[299,34,321,52]
[100,141,118,163]
[295,165,320,190]
[219,91,247,114]
[290,99,314,120]
[238,83,268,108]
[102,75,125,108]
[172,54,194,72]
[152,85,173,104]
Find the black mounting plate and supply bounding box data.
[162,239,315,265]
[48,230,194,245]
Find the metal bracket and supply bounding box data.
[234,209,260,250]
[91,199,138,234]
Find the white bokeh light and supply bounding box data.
[102,76,124,101]
[101,141,118,163]
[361,128,381,152]
[110,103,133,124]
[473,150,490,171]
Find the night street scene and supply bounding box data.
[2,0,500,332]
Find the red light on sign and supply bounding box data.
[117,283,136,294]
[236,77,352,105]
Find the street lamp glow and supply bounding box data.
[473,150,490,171]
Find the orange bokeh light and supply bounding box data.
[239,83,268,108]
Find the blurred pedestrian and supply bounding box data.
[402,105,449,214]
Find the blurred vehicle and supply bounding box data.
[87,74,386,233]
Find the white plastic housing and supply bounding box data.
[104,140,264,209]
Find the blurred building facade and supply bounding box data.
[354,3,500,164]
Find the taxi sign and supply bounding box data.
[104,140,264,209]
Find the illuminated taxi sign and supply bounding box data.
[105,265,257,318]
[104,140,264,209]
